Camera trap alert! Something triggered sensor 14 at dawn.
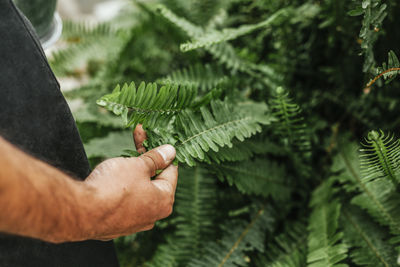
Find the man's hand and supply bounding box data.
[0,136,178,243]
[83,144,177,240]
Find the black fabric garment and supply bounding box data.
[0,0,119,266]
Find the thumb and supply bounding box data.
[139,144,176,176]
[152,164,178,195]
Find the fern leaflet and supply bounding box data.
[97,82,197,128]
[174,100,272,166]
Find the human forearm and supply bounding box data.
[0,137,178,243]
[0,137,95,243]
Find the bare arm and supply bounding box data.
[0,136,177,243]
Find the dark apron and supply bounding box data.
[0,0,119,266]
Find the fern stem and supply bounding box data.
[106,101,183,114]
[218,207,265,267]
[343,209,390,267]
[365,67,400,89]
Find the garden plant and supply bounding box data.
[50,0,400,266]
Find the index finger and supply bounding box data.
[133,124,147,154]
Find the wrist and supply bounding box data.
[72,181,103,242]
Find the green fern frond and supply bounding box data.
[187,206,274,267]
[351,179,400,236]
[254,222,307,267]
[50,35,124,77]
[61,20,117,42]
[98,82,270,165]
[145,240,179,267]
[146,166,217,266]
[205,43,259,75]
[331,141,361,193]
[97,82,197,128]
[156,4,281,85]
[270,87,311,154]
[335,140,400,240]
[206,43,253,74]
[174,100,272,166]
[156,4,204,38]
[366,51,400,89]
[205,138,284,164]
[341,205,397,267]
[83,131,133,159]
[180,8,289,52]
[159,63,228,91]
[213,159,290,201]
[377,50,400,82]
[173,166,217,261]
[160,0,228,26]
[349,0,387,72]
[49,20,126,77]
[359,130,400,185]
[307,180,348,267]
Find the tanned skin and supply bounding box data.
[0,125,178,243]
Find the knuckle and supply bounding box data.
[138,157,155,176]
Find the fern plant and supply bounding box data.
[50,0,400,266]
[98,81,272,166]
[145,166,217,267]
[270,87,310,153]
[333,133,400,254]
[349,0,388,73]
[187,205,274,267]
[179,8,289,52]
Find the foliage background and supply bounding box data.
[49,0,400,266]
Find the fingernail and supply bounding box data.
[156,144,176,164]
